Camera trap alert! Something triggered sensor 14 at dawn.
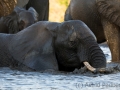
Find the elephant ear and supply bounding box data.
[3,11,19,33]
[96,0,120,26]
[28,7,39,21]
[0,0,17,17]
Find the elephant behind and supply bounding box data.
[0,20,108,73]
[0,7,38,33]
[65,0,106,43]
[64,0,120,62]
[16,0,49,21]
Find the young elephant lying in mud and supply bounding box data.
[0,20,113,73]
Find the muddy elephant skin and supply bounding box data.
[64,0,120,62]
[0,7,38,33]
[0,20,106,72]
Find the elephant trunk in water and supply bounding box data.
[79,36,107,73]
[0,0,17,17]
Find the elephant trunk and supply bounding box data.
[87,38,106,68]
[79,36,107,73]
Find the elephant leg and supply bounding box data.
[102,18,120,62]
[43,1,49,20]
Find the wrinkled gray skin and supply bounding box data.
[64,0,120,62]
[16,0,49,21]
[0,20,106,72]
[0,7,38,33]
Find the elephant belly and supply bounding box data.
[56,49,81,71]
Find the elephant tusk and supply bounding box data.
[83,61,96,72]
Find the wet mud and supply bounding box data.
[0,42,120,90]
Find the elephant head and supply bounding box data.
[0,0,17,17]
[47,20,107,73]
[2,6,38,33]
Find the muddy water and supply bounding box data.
[0,43,120,90]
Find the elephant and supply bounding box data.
[0,0,17,17]
[16,0,49,21]
[64,0,120,62]
[0,6,38,33]
[0,20,109,73]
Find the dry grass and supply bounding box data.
[49,0,70,22]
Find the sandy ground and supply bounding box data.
[49,0,70,22]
